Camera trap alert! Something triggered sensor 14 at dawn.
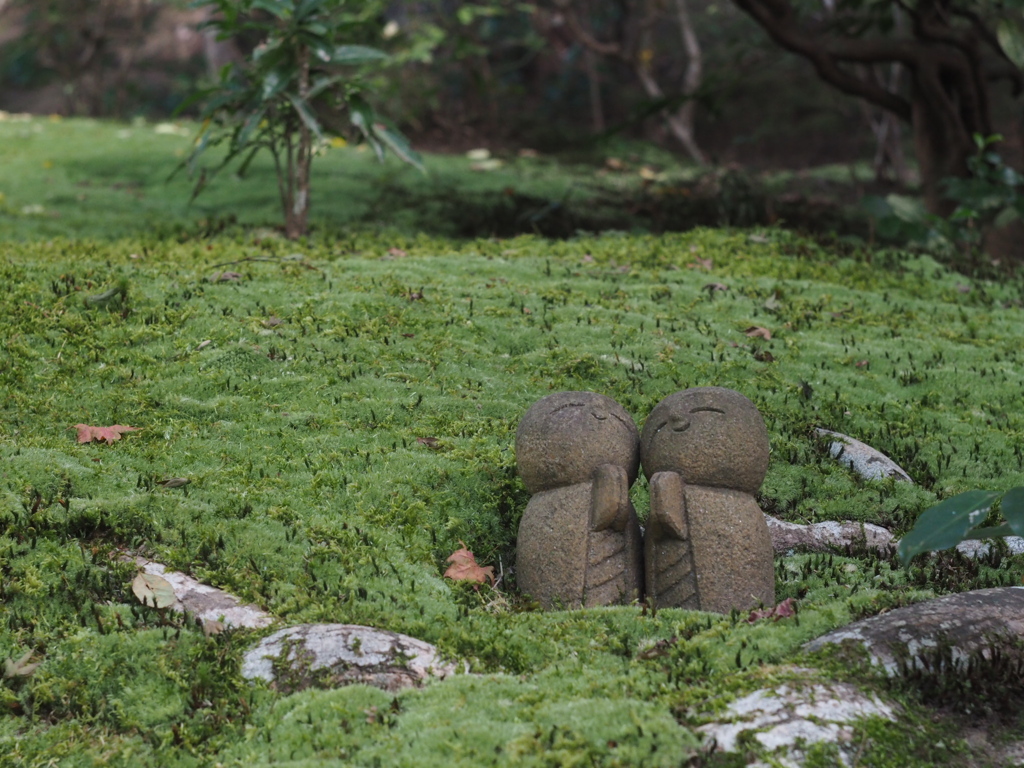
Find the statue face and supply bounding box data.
[516,392,640,493]
[640,387,769,493]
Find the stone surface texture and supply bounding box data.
[242,623,458,693]
[640,387,775,613]
[698,680,898,767]
[130,556,273,629]
[955,537,1024,558]
[515,392,644,609]
[805,587,1024,674]
[815,429,913,482]
[765,515,895,554]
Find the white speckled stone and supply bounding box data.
[129,556,273,629]
[765,515,895,554]
[815,429,913,482]
[699,681,898,766]
[805,587,1024,674]
[955,537,1024,558]
[242,623,459,693]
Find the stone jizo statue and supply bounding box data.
[515,391,644,609]
[640,387,775,613]
[514,387,776,614]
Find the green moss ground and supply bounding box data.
[2,118,1024,767]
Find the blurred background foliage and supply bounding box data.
[0,0,904,163]
[3,0,1024,261]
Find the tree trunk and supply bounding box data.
[911,86,970,218]
[287,44,312,240]
[583,47,605,133]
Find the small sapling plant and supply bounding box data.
[181,0,424,238]
[898,486,1024,567]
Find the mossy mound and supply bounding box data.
[2,228,1024,765]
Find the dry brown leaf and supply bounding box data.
[687,258,713,270]
[703,282,729,294]
[416,437,440,449]
[74,424,140,444]
[211,271,242,282]
[747,597,796,623]
[444,542,495,585]
[744,326,772,340]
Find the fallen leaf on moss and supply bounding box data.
[444,542,494,585]
[747,597,796,623]
[703,282,729,294]
[74,424,140,444]
[636,636,677,660]
[132,572,176,609]
[211,271,242,282]
[416,437,440,449]
[744,326,772,340]
[3,650,41,679]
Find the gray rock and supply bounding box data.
[765,515,895,554]
[805,587,1024,674]
[955,537,1024,558]
[516,392,644,609]
[698,679,898,767]
[640,387,775,613]
[242,624,459,693]
[815,429,912,482]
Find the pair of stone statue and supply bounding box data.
[515,387,775,614]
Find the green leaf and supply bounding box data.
[1001,486,1024,536]
[237,108,268,147]
[885,193,928,224]
[132,572,177,609]
[370,122,426,173]
[993,206,1020,229]
[328,45,389,65]
[307,74,342,100]
[998,18,1024,69]
[250,0,291,19]
[261,69,290,101]
[897,490,1002,567]
[284,93,324,140]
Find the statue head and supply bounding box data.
[640,387,769,493]
[516,391,640,493]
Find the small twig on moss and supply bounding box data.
[208,256,287,269]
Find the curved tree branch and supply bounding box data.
[732,0,913,120]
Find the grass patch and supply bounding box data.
[2,120,1024,766]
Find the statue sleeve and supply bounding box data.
[648,471,688,540]
[591,463,630,532]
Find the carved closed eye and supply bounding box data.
[690,406,725,415]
